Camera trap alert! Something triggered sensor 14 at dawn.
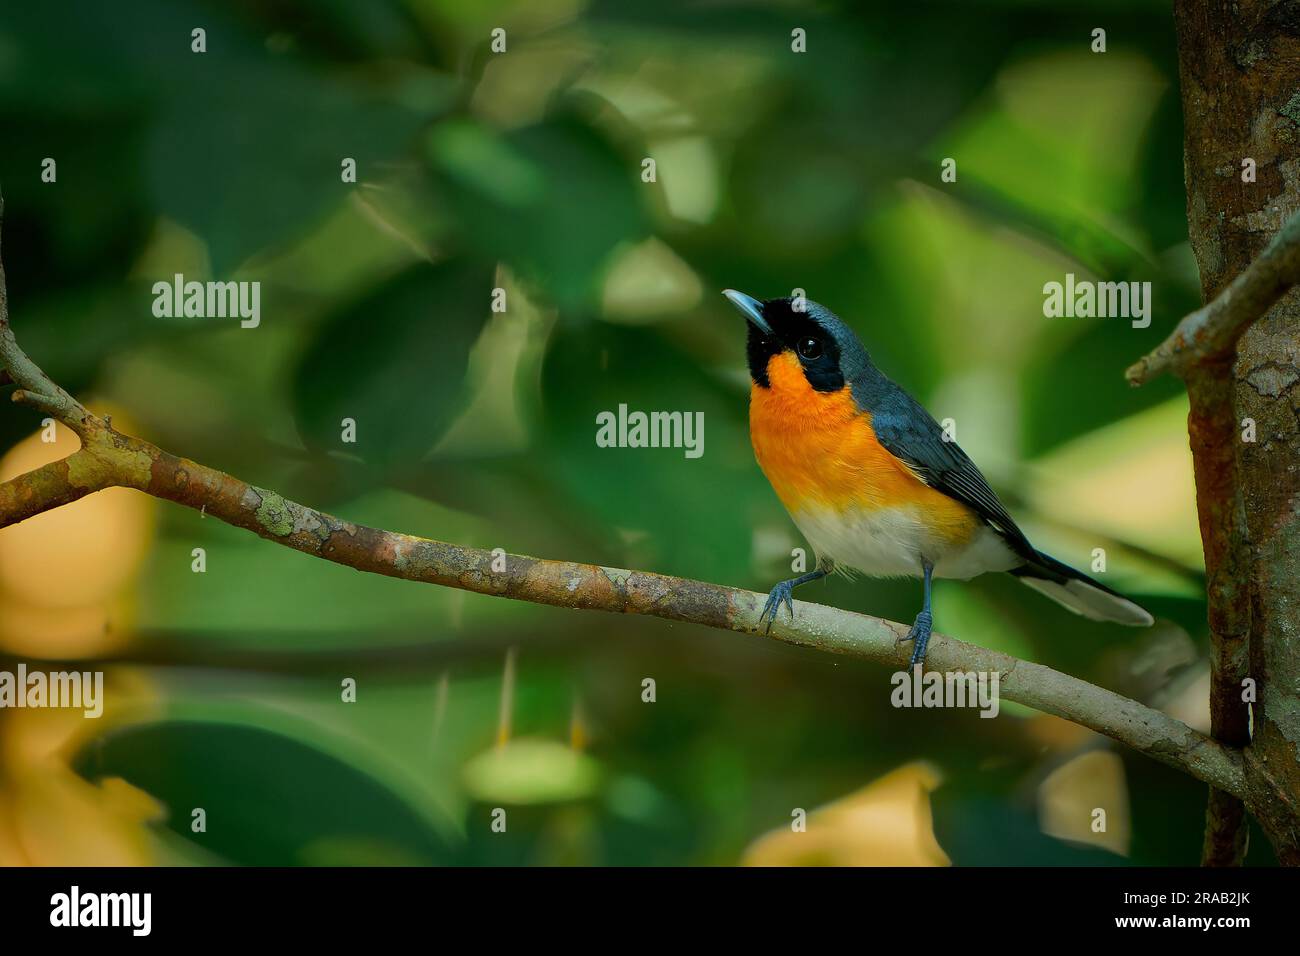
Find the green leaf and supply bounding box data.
[539,321,769,582]
[147,63,435,274]
[74,720,453,866]
[292,260,494,465]
[430,115,648,309]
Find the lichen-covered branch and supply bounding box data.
[0,450,116,524]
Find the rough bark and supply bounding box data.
[1172,0,1300,865]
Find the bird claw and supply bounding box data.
[759,580,797,634]
[903,610,933,668]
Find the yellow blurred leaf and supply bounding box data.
[0,668,157,768]
[0,403,155,657]
[1038,750,1130,856]
[742,762,950,867]
[7,767,162,866]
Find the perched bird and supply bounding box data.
[723,290,1153,666]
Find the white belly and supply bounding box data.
[789,504,1021,581]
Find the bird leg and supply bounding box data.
[902,560,934,667]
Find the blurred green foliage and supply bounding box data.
[0,0,1274,865]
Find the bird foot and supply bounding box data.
[758,580,797,633]
[902,610,933,668]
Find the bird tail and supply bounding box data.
[1010,551,1153,627]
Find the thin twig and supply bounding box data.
[1127,208,1300,385]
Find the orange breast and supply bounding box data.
[749,352,979,544]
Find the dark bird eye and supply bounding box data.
[796,336,823,360]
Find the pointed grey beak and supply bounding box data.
[722,289,772,335]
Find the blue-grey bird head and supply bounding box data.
[723,290,874,393]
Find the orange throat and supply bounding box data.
[749,352,978,542]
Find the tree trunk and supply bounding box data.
[1173,0,1300,864]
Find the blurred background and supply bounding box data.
[0,0,1273,865]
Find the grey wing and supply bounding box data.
[870,393,1036,560]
